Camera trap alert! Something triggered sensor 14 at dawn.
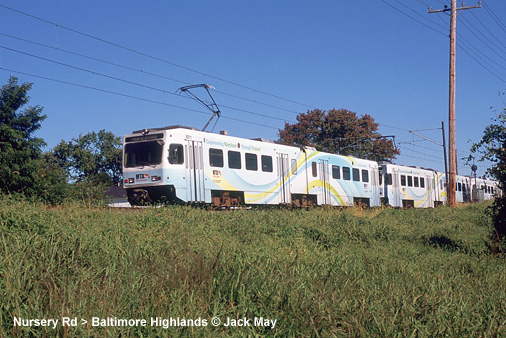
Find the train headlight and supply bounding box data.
[151,176,162,182]
[128,178,134,183]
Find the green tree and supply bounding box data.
[279,108,400,161]
[52,130,122,186]
[470,106,506,249]
[0,76,47,195]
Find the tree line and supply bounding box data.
[0,77,122,204]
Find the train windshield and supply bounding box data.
[124,141,163,167]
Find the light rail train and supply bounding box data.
[122,126,501,207]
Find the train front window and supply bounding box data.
[125,141,163,168]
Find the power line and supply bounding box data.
[481,2,506,34]
[380,0,448,36]
[0,32,303,117]
[457,35,506,74]
[412,0,431,8]
[0,45,296,124]
[457,43,506,83]
[393,0,448,31]
[459,16,506,62]
[0,67,281,130]
[0,4,318,110]
[431,9,506,80]
[469,10,506,51]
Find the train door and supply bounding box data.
[391,169,401,207]
[424,173,434,208]
[318,159,331,205]
[277,153,291,204]
[462,177,470,202]
[187,140,205,203]
[435,173,446,205]
[370,165,380,207]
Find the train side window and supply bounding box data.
[420,177,425,188]
[245,153,258,171]
[457,182,462,191]
[209,148,223,167]
[407,176,413,187]
[414,176,419,187]
[332,165,340,179]
[463,183,466,192]
[343,166,351,180]
[385,173,392,185]
[168,144,184,164]
[261,155,273,172]
[362,169,369,183]
[291,159,297,175]
[312,162,317,177]
[228,151,241,169]
[401,175,406,186]
[352,168,360,182]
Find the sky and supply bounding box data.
[0,0,505,177]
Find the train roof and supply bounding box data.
[131,125,197,134]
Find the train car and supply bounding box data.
[122,126,381,207]
[378,163,440,208]
[472,177,502,201]
[455,175,472,203]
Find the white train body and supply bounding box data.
[122,126,501,207]
[123,126,381,207]
[378,163,441,208]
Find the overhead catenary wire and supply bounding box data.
[0,4,318,111]
[0,45,297,124]
[0,67,281,130]
[0,32,303,116]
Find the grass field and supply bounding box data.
[1,197,505,337]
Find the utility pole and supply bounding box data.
[429,1,481,207]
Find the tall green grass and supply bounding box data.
[1,197,505,337]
